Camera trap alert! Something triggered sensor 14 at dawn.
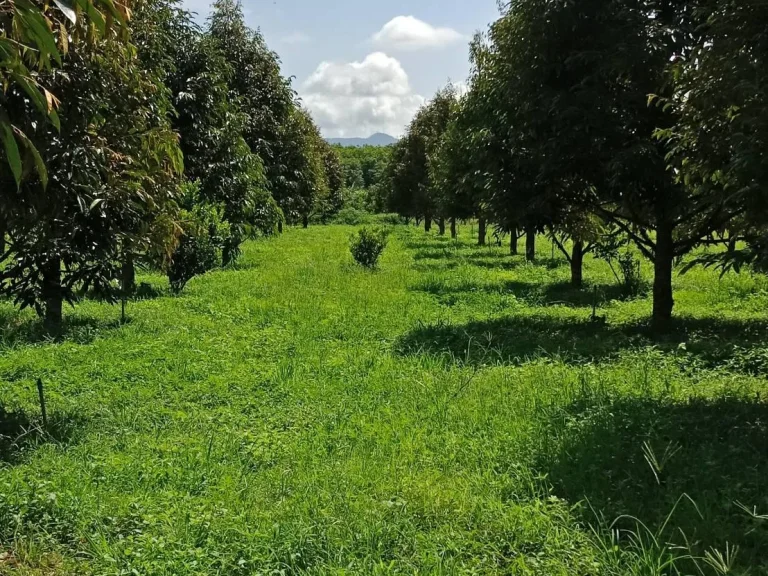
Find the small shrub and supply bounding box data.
[594,235,646,299]
[372,213,404,226]
[332,207,372,226]
[617,251,643,297]
[168,203,230,294]
[350,227,389,269]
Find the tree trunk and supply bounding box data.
[478,218,486,246]
[438,217,446,235]
[278,220,283,234]
[122,252,136,297]
[450,217,457,239]
[510,225,518,255]
[302,215,309,228]
[525,226,536,261]
[652,221,675,331]
[424,216,432,232]
[0,218,6,256]
[42,256,63,335]
[570,240,584,287]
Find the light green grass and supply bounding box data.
[0,224,766,575]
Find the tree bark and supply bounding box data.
[42,256,63,335]
[302,215,309,229]
[570,240,584,287]
[525,226,536,261]
[438,217,446,235]
[450,217,457,239]
[478,218,486,246]
[424,216,432,232]
[510,225,518,255]
[652,221,675,331]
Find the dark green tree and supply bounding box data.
[0,21,182,332]
[476,0,744,328]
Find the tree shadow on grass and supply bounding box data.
[396,315,629,364]
[403,237,463,252]
[534,395,768,571]
[0,406,83,465]
[506,280,649,307]
[79,281,167,303]
[462,256,527,271]
[396,314,768,372]
[412,277,632,308]
[0,311,128,348]
[412,247,470,261]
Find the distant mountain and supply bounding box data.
[327,133,397,147]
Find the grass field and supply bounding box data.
[1,223,767,575]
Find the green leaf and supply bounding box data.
[9,72,48,116]
[1,123,23,187]
[53,0,78,24]
[49,109,61,131]
[16,8,63,66]
[84,0,106,35]
[14,127,48,188]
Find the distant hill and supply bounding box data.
[327,133,397,147]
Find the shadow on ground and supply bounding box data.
[0,312,128,348]
[79,281,167,303]
[0,406,83,465]
[396,315,768,373]
[412,277,637,308]
[533,395,768,571]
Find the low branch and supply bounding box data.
[549,229,572,263]
[673,208,742,256]
[595,206,656,260]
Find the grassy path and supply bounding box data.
[0,224,766,575]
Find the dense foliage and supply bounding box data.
[334,144,392,213]
[381,0,768,330]
[0,0,340,330]
[349,226,388,268]
[2,227,767,574]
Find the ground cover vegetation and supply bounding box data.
[1,0,768,572]
[1,226,767,574]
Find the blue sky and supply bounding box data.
[181,0,501,138]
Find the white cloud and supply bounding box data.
[301,52,424,138]
[452,80,470,97]
[372,16,464,51]
[280,31,311,45]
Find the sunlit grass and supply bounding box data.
[0,223,766,574]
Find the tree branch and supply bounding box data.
[595,206,656,260]
[549,230,571,263]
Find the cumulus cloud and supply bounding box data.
[372,16,464,51]
[280,31,311,45]
[301,52,424,138]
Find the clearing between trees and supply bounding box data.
[0,224,766,575]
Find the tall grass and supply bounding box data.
[0,224,765,574]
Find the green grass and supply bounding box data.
[0,224,767,575]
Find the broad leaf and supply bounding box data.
[1,123,23,186]
[53,0,78,23]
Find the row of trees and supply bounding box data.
[332,145,392,214]
[382,0,767,330]
[0,0,344,331]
